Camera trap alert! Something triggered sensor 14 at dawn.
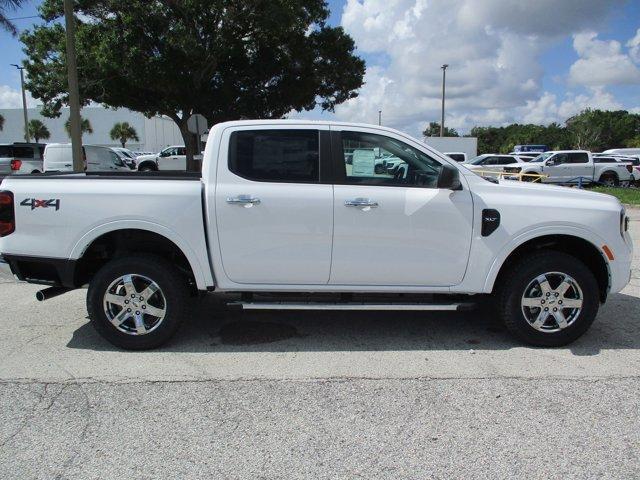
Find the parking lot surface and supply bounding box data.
[1,208,639,479]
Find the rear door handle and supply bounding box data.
[226,195,261,205]
[345,198,378,208]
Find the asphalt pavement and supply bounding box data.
[1,208,639,479]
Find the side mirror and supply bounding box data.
[438,164,462,190]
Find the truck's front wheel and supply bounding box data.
[87,254,189,350]
[497,251,599,347]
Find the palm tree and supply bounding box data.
[64,116,93,138]
[27,119,50,143]
[109,122,140,148]
[0,0,24,36]
[0,113,4,131]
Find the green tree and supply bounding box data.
[423,121,459,137]
[109,122,139,148]
[21,0,365,170]
[27,119,50,142]
[626,136,640,148]
[0,0,24,36]
[64,116,93,138]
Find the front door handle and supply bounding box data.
[345,198,378,208]
[226,195,261,206]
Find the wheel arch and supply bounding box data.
[487,233,610,302]
[598,170,619,181]
[71,223,209,290]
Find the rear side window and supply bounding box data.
[0,146,13,157]
[594,157,616,163]
[12,146,34,159]
[229,130,319,183]
[568,152,589,163]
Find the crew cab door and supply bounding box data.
[215,126,333,285]
[329,127,473,286]
[542,153,569,182]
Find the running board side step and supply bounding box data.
[228,302,476,311]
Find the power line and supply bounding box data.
[6,15,40,21]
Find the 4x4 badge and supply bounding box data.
[20,198,61,211]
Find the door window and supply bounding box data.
[495,156,517,165]
[568,152,589,163]
[229,130,320,183]
[550,153,569,165]
[339,131,442,188]
[177,147,186,156]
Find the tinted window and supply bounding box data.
[492,156,517,165]
[340,131,442,188]
[568,152,589,163]
[229,130,319,182]
[447,153,465,162]
[594,157,616,163]
[11,146,34,159]
[0,146,13,157]
[177,147,186,156]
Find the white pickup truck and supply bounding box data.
[0,121,633,350]
[504,150,634,186]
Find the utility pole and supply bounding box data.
[378,110,382,126]
[440,64,448,137]
[11,64,29,142]
[63,0,84,172]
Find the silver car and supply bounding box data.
[0,143,46,176]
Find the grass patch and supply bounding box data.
[588,186,640,205]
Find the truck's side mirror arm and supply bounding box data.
[437,164,462,190]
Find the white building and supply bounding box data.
[424,136,478,160]
[0,106,183,152]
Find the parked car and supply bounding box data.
[136,145,187,171]
[0,143,46,175]
[0,120,632,351]
[463,154,525,177]
[444,152,467,162]
[504,150,633,186]
[44,144,131,172]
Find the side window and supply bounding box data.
[569,152,589,163]
[229,129,319,183]
[553,153,569,165]
[12,146,35,159]
[495,157,517,165]
[340,131,443,188]
[177,147,186,156]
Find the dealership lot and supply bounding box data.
[1,208,639,478]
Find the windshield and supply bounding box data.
[467,155,487,165]
[529,152,552,163]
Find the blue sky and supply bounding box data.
[1,0,639,136]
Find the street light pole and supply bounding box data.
[11,64,29,142]
[440,64,448,137]
[378,110,382,126]
[63,0,84,172]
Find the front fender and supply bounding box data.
[482,224,610,293]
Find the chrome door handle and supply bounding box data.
[226,195,261,205]
[345,198,378,208]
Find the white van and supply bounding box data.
[44,144,131,172]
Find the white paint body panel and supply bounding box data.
[0,120,633,297]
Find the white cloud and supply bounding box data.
[519,87,623,125]
[627,28,640,63]
[0,84,37,109]
[333,0,633,135]
[569,32,640,86]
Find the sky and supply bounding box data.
[1,0,639,137]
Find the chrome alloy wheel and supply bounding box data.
[521,272,584,333]
[103,274,167,335]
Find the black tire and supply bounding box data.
[139,165,156,172]
[87,253,189,350]
[497,251,599,347]
[599,172,619,187]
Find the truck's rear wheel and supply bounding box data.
[87,254,188,350]
[599,172,619,187]
[497,251,599,347]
